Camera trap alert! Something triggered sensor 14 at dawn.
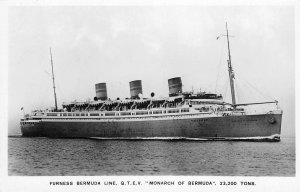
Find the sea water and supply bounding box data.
[8,136,295,176]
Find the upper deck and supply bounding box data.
[30,107,198,119]
[26,100,244,122]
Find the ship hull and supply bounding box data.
[21,113,282,141]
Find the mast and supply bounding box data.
[225,22,236,107]
[50,48,58,111]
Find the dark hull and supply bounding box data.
[21,114,282,141]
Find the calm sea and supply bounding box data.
[8,136,295,176]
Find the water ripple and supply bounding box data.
[8,137,295,176]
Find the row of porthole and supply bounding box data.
[45,110,191,117]
[20,122,35,125]
[42,114,206,121]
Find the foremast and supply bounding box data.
[224,23,278,108]
[225,22,236,108]
[50,48,58,111]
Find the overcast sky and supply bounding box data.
[8,6,294,136]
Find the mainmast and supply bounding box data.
[50,48,58,111]
[225,22,236,107]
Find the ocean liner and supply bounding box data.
[20,23,282,141]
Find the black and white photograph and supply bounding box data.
[0,0,299,191]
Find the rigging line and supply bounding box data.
[235,75,260,102]
[236,80,243,103]
[235,80,240,104]
[235,73,274,101]
[236,76,250,104]
[215,38,225,93]
[240,81,249,103]
[232,67,273,101]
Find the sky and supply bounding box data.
[7,6,294,136]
